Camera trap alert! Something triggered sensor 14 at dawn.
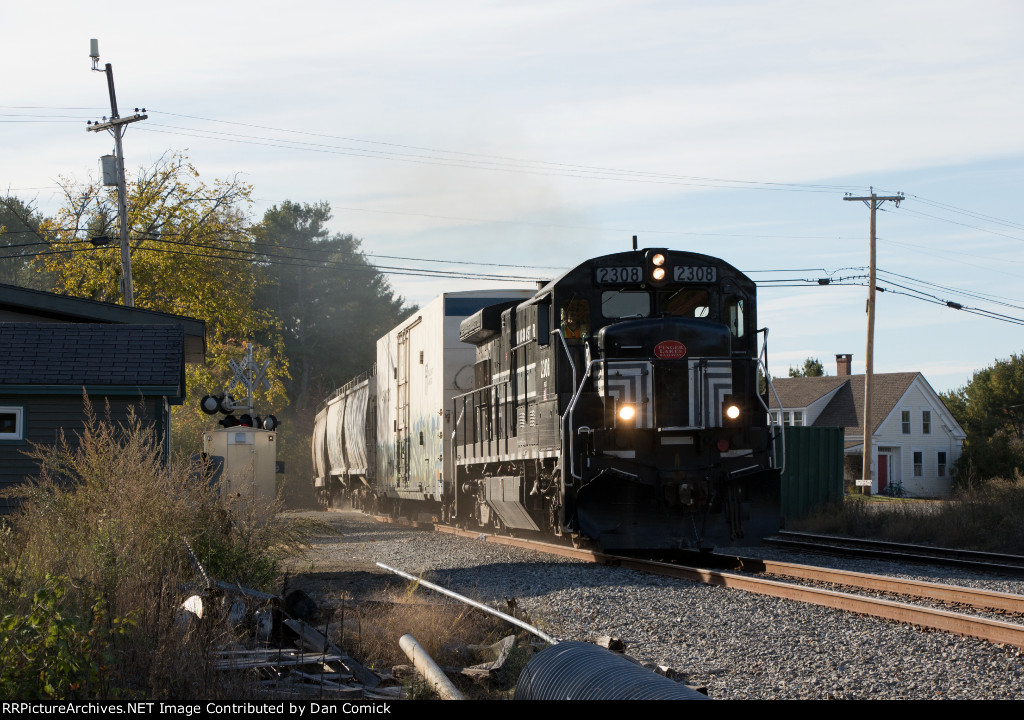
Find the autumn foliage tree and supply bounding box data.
[0,196,52,289]
[36,153,289,454]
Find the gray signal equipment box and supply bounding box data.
[203,427,277,502]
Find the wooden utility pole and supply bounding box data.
[86,39,147,307]
[844,188,904,493]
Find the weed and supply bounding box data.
[0,399,313,699]
[794,476,1024,553]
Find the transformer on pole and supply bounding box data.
[86,39,147,307]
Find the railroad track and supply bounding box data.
[764,530,1024,576]
[418,521,1024,651]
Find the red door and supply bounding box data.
[877,454,889,494]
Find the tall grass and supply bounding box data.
[794,475,1024,553]
[0,400,309,700]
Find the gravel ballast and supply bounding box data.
[286,511,1024,700]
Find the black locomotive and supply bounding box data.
[314,247,780,550]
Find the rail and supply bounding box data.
[432,523,1024,651]
[323,365,375,404]
[756,327,785,475]
[565,359,603,481]
[451,380,515,462]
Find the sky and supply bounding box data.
[4,0,1024,393]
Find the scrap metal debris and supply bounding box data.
[179,541,391,699]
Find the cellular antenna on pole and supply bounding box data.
[844,187,904,495]
[85,39,147,307]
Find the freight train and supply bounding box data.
[312,248,782,550]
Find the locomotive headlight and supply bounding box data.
[722,395,744,426]
[618,404,636,422]
[644,248,670,287]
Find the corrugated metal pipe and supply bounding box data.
[513,641,710,701]
[399,634,465,701]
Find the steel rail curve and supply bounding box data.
[429,522,1024,650]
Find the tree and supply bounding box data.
[789,357,826,377]
[252,202,412,501]
[35,153,289,455]
[942,353,1024,484]
[253,201,410,411]
[0,196,53,289]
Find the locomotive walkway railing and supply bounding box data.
[757,328,786,475]
[452,380,515,461]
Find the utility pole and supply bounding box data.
[844,187,904,494]
[85,39,147,307]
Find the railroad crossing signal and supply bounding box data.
[199,343,279,430]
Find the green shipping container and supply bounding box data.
[776,426,844,524]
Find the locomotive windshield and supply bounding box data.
[659,288,710,317]
[601,290,650,319]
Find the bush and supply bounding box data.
[0,399,310,699]
[0,575,136,700]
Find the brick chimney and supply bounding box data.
[836,353,853,376]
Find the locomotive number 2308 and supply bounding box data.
[595,266,643,284]
[674,266,717,282]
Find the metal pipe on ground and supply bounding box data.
[375,562,559,645]
[513,641,710,701]
[399,634,465,701]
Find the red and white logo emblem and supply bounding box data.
[654,340,686,359]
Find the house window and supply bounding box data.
[901,411,911,434]
[0,406,24,441]
[913,451,923,477]
[938,451,946,477]
[792,411,803,427]
[783,412,791,426]
[922,410,931,434]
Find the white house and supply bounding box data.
[767,354,966,497]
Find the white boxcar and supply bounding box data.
[374,290,534,505]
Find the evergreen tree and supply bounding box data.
[942,353,1024,484]
[788,357,826,377]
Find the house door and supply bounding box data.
[877,454,889,494]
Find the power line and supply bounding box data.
[6,104,1024,239]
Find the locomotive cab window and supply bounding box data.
[560,299,590,342]
[537,298,550,346]
[726,298,745,338]
[601,290,650,319]
[659,288,709,318]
